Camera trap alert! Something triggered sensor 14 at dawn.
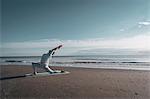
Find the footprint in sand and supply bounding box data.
[134,92,138,96]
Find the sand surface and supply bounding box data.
[0,65,150,99]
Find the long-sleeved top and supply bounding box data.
[40,50,54,67]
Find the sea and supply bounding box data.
[0,55,150,70]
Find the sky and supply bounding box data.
[1,0,150,56]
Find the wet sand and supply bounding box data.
[0,65,150,99]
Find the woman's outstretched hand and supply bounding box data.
[52,45,63,51]
[57,45,63,49]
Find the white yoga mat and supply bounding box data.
[25,70,69,77]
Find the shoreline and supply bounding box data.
[1,64,150,71]
[1,65,150,99]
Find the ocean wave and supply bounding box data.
[51,61,150,64]
[4,59,150,65]
[5,60,26,63]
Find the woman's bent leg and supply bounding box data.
[44,66,54,73]
[32,62,40,75]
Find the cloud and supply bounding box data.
[2,39,63,49]
[1,33,150,56]
[138,21,150,26]
[2,33,150,49]
[119,29,125,32]
[76,48,150,55]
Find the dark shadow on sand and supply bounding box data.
[0,75,26,80]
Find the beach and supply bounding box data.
[1,65,150,99]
